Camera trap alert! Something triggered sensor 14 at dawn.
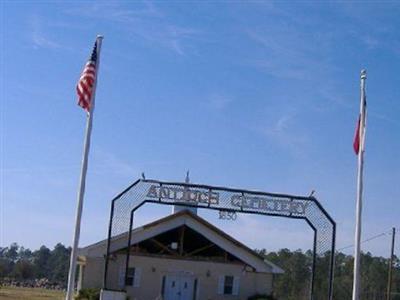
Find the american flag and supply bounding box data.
[77,40,98,112]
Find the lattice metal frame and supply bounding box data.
[103,179,336,300]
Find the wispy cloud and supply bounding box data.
[29,15,61,49]
[369,111,399,125]
[361,35,380,50]
[336,3,400,56]
[2,150,138,178]
[315,84,352,110]
[242,9,357,116]
[65,1,201,56]
[258,112,309,156]
[91,148,137,177]
[246,28,334,80]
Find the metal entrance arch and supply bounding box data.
[103,179,336,300]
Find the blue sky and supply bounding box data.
[1,1,399,257]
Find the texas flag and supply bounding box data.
[353,96,367,155]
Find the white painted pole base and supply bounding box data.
[100,289,127,300]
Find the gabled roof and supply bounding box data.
[79,210,283,274]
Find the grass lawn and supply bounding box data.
[0,286,65,299]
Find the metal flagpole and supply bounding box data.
[66,35,104,300]
[352,69,367,300]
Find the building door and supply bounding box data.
[164,273,195,300]
[179,276,194,300]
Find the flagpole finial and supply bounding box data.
[361,69,367,79]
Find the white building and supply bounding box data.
[78,210,283,300]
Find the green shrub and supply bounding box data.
[75,288,100,300]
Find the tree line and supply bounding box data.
[257,248,400,300]
[0,243,399,299]
[0,243,70,287]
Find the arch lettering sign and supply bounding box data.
[103,179,336,300]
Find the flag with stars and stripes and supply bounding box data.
[76,40,98,112]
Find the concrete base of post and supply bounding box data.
[99,289,127,300]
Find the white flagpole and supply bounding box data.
[352,69,367,300]
[66,35,104,300]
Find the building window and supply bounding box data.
[223,276,234,295]
[218,275,239,296]
[125,268,135,286]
